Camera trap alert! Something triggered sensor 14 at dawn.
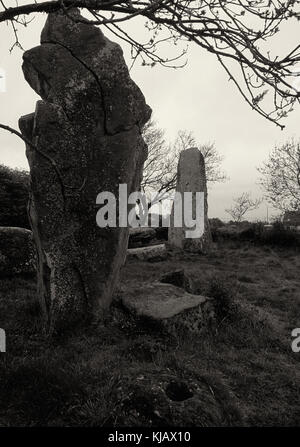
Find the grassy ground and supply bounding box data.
[0,240,299,427]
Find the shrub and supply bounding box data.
[215,220,300,248]
[261,220,299,247]
[0,164,30,229]
[209,218,225,241]
[247,220,300,247]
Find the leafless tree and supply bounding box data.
[0,0,300,145]
[141,119,177,209]
[172,129,228,183]
[225,192,262,222]
[258,139,300,212]
[141,123,227,211]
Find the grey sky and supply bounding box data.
[0,8,299,221]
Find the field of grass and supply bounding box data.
[0,240,299,427]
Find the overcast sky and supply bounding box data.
[0,6,300,221]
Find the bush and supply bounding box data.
[261,220,299,247]
[209,218,225,242]
[215,220,300,248]
[213,222,253,243]
[248,220,300,247]
[209,218,225,229]
[0,164,30,229]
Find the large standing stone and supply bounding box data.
[168,148,212,253]
[19,9,151,333]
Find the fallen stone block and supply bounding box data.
[119,282,215,334]
[160,269,193,293]
[128,227,157,248]
[127,244,167,262]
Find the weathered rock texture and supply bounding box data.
[120,282,215,334]
[168,147,212,253]
[0,227,36,276]
[128,225,168,248]
[127,244,167,262]
[128,227,157,248]
[160,269,193,293]
[19,9,151,333]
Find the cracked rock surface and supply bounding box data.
[19,8,151,333]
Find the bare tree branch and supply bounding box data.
[225,191,262,222]
[1,1,300,127]
[141,121,227,211]
[258,138,300,211]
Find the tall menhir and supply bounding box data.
[19,9,151,334]
[168,147,212,253]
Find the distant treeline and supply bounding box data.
[0,164,299,250]
[0,164,30,229]
[210,219,300,248]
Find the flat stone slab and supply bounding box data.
[160,269,193,293]
[120,282,209,320]
[127,244,167,262]
[129,227,156,236]
[128,227,157,248]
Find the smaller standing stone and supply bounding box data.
[168,147,212,253]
